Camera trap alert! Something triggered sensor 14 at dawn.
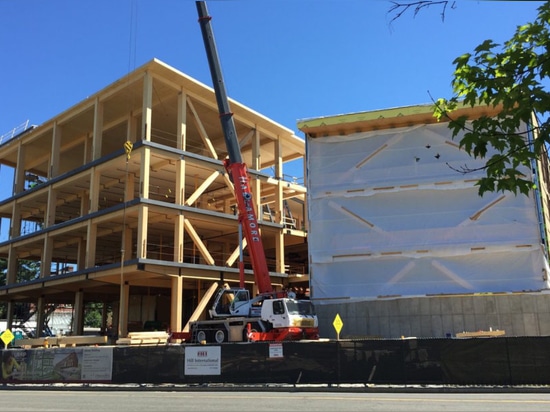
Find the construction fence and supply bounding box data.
[2,337,550,386]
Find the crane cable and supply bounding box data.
[118,0,138,339]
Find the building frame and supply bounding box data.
[0,59,309,338]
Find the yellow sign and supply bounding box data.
[1,329,14,347]
[333,313,343,336]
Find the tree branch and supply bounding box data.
[388,1,456,23]
[429,91,540,175]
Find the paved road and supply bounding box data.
[1,389,550,411]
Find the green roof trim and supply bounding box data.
[297,103,435,130]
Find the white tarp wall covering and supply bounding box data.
[307,121,550,300]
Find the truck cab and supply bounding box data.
[260,298,317,329]
[191,285,318,343]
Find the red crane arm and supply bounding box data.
[225,160,273,295]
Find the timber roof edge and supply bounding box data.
[297,102,502,138]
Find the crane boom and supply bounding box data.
[173,1,319,343]
[196,1,273,294]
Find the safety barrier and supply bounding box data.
[2,336,550,385]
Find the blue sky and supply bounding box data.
[0,0,545,237]
[1,1,544,137]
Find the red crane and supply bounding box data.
[172,2,319,344]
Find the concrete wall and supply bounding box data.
[315,293,550,339]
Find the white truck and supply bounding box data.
[189,286,318,343]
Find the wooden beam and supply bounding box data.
[183,218,215,265]
[185,170,220,207]
[187,96,218,159]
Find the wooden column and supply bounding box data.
[72,290,84,335]
[41,238,53,278]
[85,221,97,268]
[77,192,89,270]
[14,142,26,195]
[92,98,104,160]
[6,301,14,330]
[137,147,150,259]
[170,275,183,335]
[42,184,57,278]
[83,133,91,164]
[136,71,152,258]
[10,202,21,239]
[252,128,262,218]
[77,237,86,274]
[85,169,100,268]
[174,159,185,263]
[50,122,61,178]
[169,89,187,336]
[142,72,153,142]
[123,173,134,260]
[45,186,57,228]
[35,297,45,338]
[6,245,16,285]
[177,90,187,150]
[274,137,285,275]
[89,168,100,213]
[118,281,130,337]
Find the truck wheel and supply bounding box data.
[214,329,225,343]
[196,330,207,343]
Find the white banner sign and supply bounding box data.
[184,346,221,375]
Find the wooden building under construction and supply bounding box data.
[0,59,309,338]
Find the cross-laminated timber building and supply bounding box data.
[299,104,550,339]
[0,59,310,338]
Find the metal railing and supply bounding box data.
[0,120,31,145]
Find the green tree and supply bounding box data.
[0,258,42,322]
[84,303,103,328]
[432,1,550,196]
[17,259,41,282]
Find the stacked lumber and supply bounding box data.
[115,331,169,345]
[16,335,108,348]
[455,329,505,338]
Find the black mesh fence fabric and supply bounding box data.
[4,336,550,385]
[108,337,550,385]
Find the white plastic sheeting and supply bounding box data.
[307,121,550,300]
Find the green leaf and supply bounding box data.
[433,1,550,197]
